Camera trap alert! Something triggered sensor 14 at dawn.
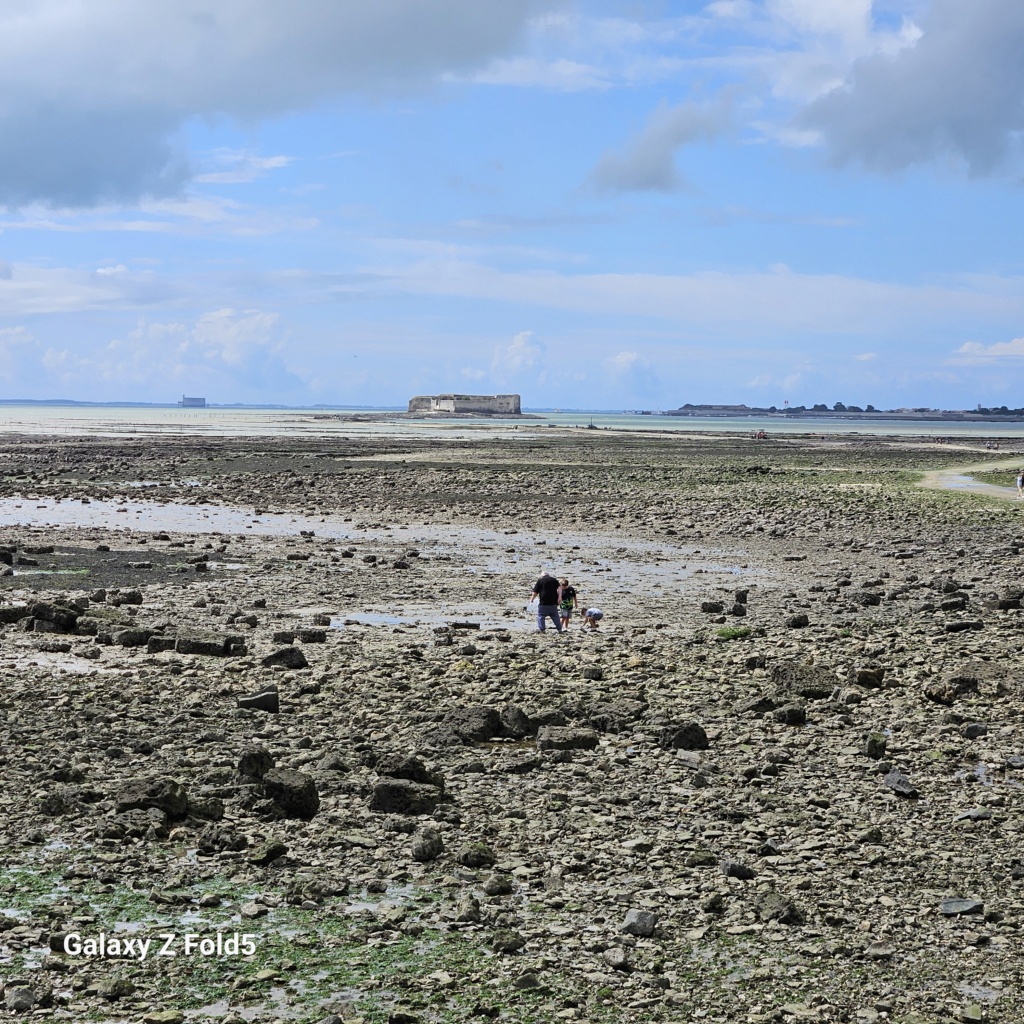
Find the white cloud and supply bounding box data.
[43,309,306,401]
[948,337,1024,366]
[492,329,543,376]
[855,351,877,361]
[195,151,294,185]
[605,350,642,374]
[800,0,1024,174]
[768,0,872,47]
[590,95,732,193]
[706,1,755,20]
[0,0,556,206]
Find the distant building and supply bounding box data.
[178,395,206,408]
[407,393,521,415]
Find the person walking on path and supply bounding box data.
[558,577,577,631]
[1016,469,1023,499]
[530,570,562,633]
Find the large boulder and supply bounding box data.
[115,777,189,819]
[770,661,836,700]
[422,706,502,745]
[261,647,308,669]
[367,779,441,815]
[375,754,444,792]
[262,768,320,820]
[537,726,599,751]
[657,722,709,751]
[176,631,235,656]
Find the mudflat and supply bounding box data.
[0,428,1022,1023]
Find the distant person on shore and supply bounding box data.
[529,570,562,633]
[582,607,604,629]
[1017,469,1023,499]
[558,578,577,630]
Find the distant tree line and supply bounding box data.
[975,405,1024,416]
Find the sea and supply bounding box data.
[0,404,1022,440]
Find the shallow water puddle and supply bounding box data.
[0,497,356,539]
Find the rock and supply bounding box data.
[237,686,279,713]
[410,827,444,862]
[499,705,532,738]
[773,702,806,726]
[375,754,445,792]
[944,620,984,633]
[482,874,514,896]
[115,777,189,818]
[757,893,804,925]
[603,946,632,971]
[939,898,984,916]
[586,699,647,733]
[175,631,234,656]
[621,908,658,937]
[657,721,709,750]
[97,976,136,1000]
[786,613,809,629]
[701,601,724,613]
[883,770,918,798]
[537,726,599,751]
[262,768,319,819]
[28,600,79,631]
[735,695,778,715]
[248,840,288,866]
[491,930,527,953]
[770,661,836,699]
[424,706,503,745]
[684,848,718,867]
[721,859,758,880]
[318,752,349,772]
[961,722,988,740]
[582,665,604,680]
[4,987,35,1012]
[187,794,224,820]
[863,732,887,759]
[142,1011,185,1024]
[367,780,442,815]
[113,627,154,648]
[38,786,82,817]
[238,746,275,779]
[261,646,308,669]
[855,663,886,687]
[456,842,496,868]
[864,941,895,960]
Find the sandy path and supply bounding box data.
[919,456,1023,500]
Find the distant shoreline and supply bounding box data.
[1,399,1024,423]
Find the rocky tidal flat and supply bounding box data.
[0,430,1022,1023]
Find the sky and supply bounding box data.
[3,0,1024,410]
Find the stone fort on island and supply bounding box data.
[407,393,521,415]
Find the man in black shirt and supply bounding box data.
[530,571,563,633]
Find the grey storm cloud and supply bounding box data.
[801,0,1024,175]
[0,0,555,207]
[590,97,732,194]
